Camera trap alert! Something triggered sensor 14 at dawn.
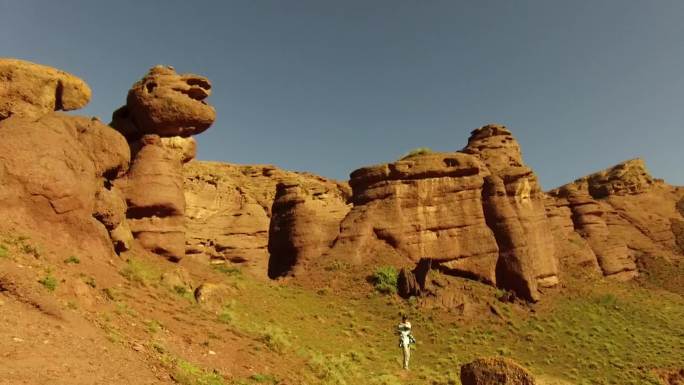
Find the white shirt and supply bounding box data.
[397,321,412,347]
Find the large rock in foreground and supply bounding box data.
[0,58,91,121]
[460,357,536,385]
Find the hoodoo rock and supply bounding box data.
[0,58,91,121]
[112,66,216,261]
[111,65,215,140]
[122,135,188,261]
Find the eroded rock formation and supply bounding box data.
[112,66,216,261]
[547,159,684,279]
[0,59,129,258]
[316,125,559,301]
[464,125,558,300]
[184,161,349,275]
[267,181,350,278]
[329,152,501,282]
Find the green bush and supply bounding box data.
[64,255,80,264]
[0,244,8,259]
[38,274,58,292]
[120,258,160,286]
[400,147,433,160]
[371,266,398,294]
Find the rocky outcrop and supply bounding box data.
[0,58,91,121]
[321,125,559,301]
[460,357,536,385]
[112,66,216,261]
[0,111,129,259]
[184,161,349,275]
[547,159,684,280]
[267,181,350,278]
[329,152,501,284]
[465,125,558,301]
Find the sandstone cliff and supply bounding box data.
[183,161,349,276]
[547,158,684,279]
[0,58,128,261]
[316,125,560,301]
[111,65,216,261]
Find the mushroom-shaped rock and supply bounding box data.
[111,65,215,139]
[0,58,91,120]
[460,357,536,385]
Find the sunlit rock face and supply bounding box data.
[0,58,91,121]
[464,125,558,301]
[112,66,216,261]
[547,158,684,281]
[315,125,560,301]
[111,65,215,140]
[0,58,130,259]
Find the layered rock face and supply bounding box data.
[330,152,500,282]
[547,159,684,279]
[184,161,349,275]
[321,125,560,300]
[0,59,129,258]
[112,66,215,261]
[267,181,350,278]
[464,125,558,300]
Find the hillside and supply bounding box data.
[0,58,683,385]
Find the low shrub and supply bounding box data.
[371,266,398,294]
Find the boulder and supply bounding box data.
[111,65,215,139]
[460,357,536,385]
[0,58,91,121]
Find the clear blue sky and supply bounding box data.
[2,0,682,189]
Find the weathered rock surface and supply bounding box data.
[0,112,129,258]
[460,357,536,385]
[112,65,216,261]
[465,125,558,301]
[184,161,349,275]
[329,152,501,284]
[547,159,684,280]
[0,58,91,121]
[322,125,559,301]
[111,65,215,140]
[267,181,350,278]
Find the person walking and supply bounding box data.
[397,314,415,370]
